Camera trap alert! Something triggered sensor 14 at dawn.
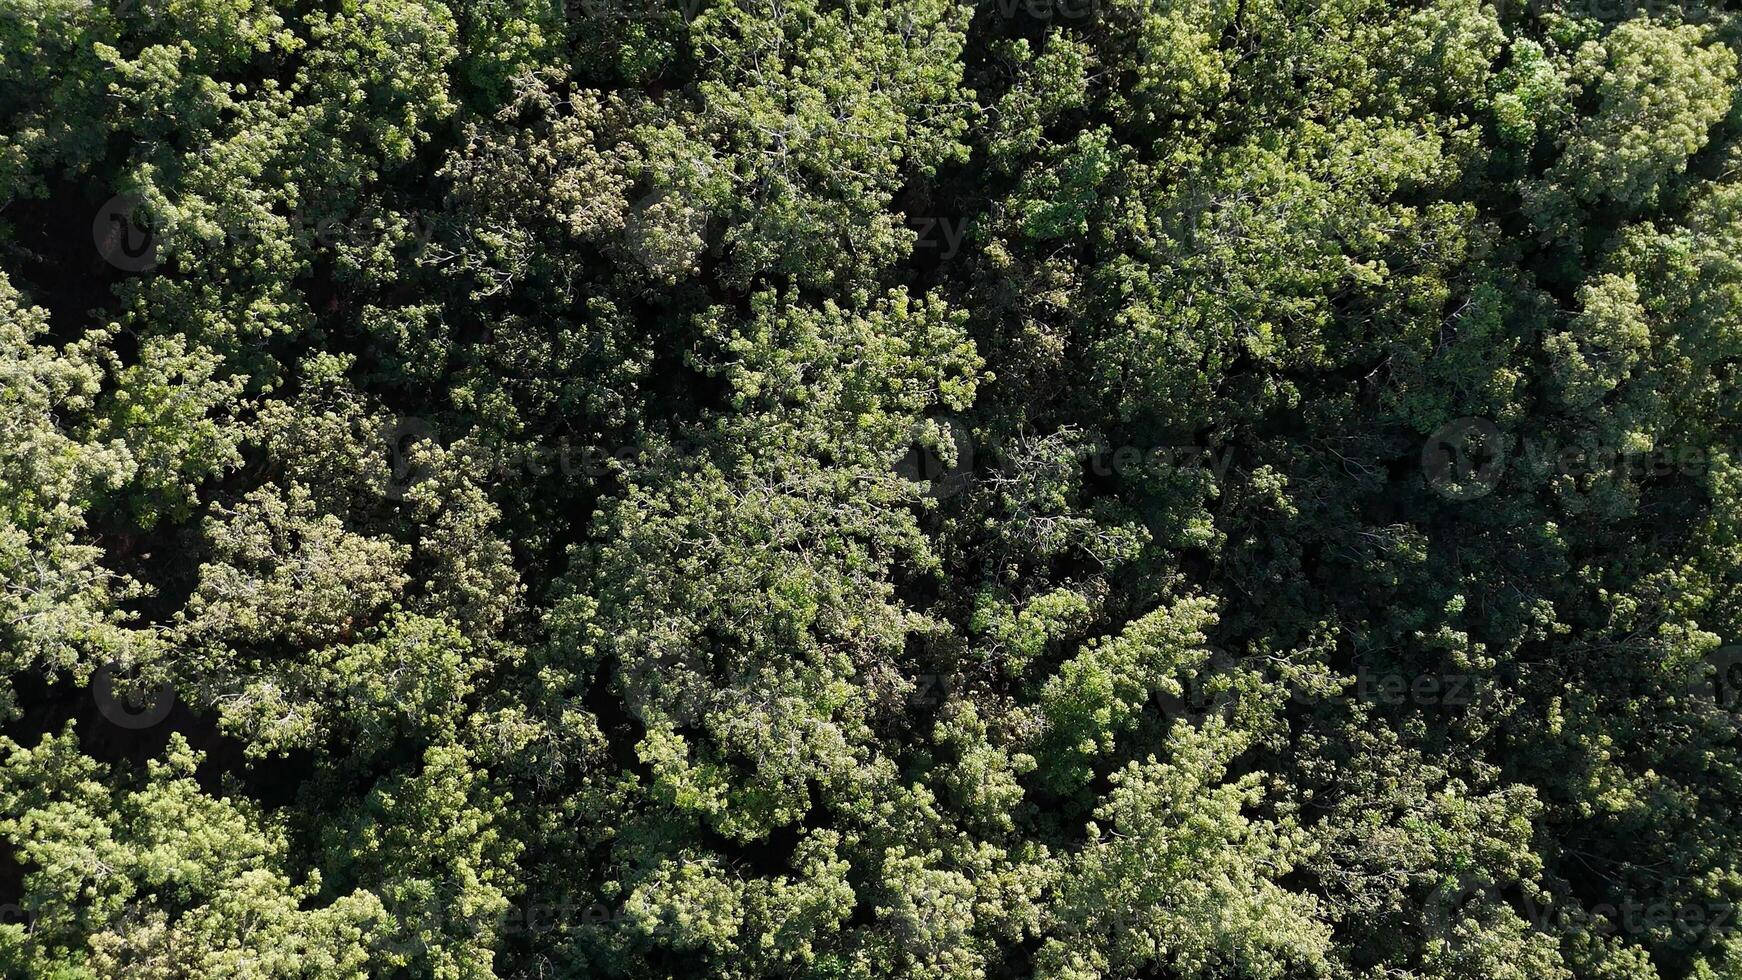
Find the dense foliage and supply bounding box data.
[3,0,1742,976]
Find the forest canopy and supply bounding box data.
[3,0,1742,977]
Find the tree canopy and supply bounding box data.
[3,0,1742,977]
